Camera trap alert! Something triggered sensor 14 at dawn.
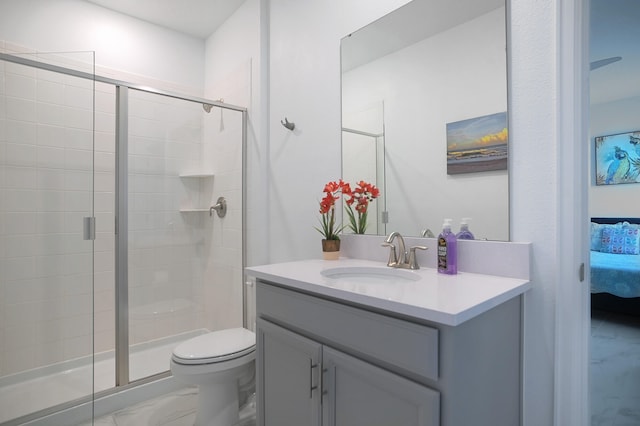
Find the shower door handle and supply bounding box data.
[83,217,96,241]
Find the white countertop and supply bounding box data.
[246,258,531,326]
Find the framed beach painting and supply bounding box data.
[446,112,508,175]
[595,131,640,185]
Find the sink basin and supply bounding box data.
[321,266,420,283]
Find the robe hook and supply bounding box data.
[281,117,295,131]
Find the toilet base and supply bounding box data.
[172,357,255,426]
[195,379,239,426]
[169,329,256,426]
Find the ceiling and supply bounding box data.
[341,0,504,72]
[590,0,640,105]
[83,0,637,105]
[84,0,246,39]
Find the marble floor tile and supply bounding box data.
[86,386,256,426]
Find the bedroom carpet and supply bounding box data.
[591,309,640,426]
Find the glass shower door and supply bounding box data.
[124,88,213,382]
[123,89,246,382]
[0,51,96,423]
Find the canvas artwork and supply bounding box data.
[595,131,640,185]
[446,112,508,175]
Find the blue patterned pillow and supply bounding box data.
[600,226,640,255]
[590,222,604,251]
[621,221,640,231]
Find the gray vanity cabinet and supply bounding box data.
[322,346,440,426]
[256,281,440,426]
[255,279,521,426]
[258,319,322,426]
[258,318,439,426]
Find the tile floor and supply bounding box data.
[591,309,640,426]
[0,338,186,423]
[84,310,640,426]
[85,387,256,426]
[8,310,637,425]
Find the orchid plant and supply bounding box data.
[315,179,380,239]
[344,180,380,234]
[315,179,348,240]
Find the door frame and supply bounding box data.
[554,0,590,424]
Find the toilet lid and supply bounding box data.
[172,328,256,365]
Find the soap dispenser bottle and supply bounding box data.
[437,219,458,275]
[456,218,475,240]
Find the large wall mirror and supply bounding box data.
[341,0,509,241]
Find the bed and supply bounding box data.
[590,217,640,315]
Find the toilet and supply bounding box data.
[170,328,256,426]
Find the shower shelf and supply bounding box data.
[179,173,214,212]
[179,208,210,213]
[179,173,214,178]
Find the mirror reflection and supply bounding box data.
[341,0,509,240]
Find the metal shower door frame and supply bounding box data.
[0,51,249,392]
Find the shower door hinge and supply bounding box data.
[83,217,96,241]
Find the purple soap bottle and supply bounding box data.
[437,219,458,274]
[456,218,475,240]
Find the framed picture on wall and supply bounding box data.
[594,131,640,185]
[446,112,508,175]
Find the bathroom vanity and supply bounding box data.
[247,257,531,426]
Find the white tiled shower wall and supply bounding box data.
[202,60,250,332]
[0,56,99,375]
[0,47,247,377]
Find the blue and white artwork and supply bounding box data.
[595,131,640,185]
[446,112,508,175]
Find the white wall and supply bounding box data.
[267,0,412,262]
[589,96,640,217]
[342,8,508,240]
[0,0,205,93]
[202,0,263,330]
[510,0,558,424]
[204,0,265,272]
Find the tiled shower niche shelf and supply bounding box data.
[179,172,214,212]
[179,173,214,178]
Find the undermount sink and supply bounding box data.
[321,266,421,283]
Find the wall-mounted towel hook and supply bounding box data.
[281,117,295,131]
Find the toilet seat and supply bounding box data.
[172,328,256,365]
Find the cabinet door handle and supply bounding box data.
[310,361,319,398]
[321,367,328,399]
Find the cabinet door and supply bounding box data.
[257,319,322,426]
[322,347,440,426]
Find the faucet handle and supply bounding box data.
[381,242,398,267]
[408,245,428,270]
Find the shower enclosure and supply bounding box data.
[0,51,247,425]
[341,101,386,235]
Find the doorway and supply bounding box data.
[588,1,640,424]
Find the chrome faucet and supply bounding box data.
[383,231,407,266]
[382,231,427,270]
[421,228,435,238]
